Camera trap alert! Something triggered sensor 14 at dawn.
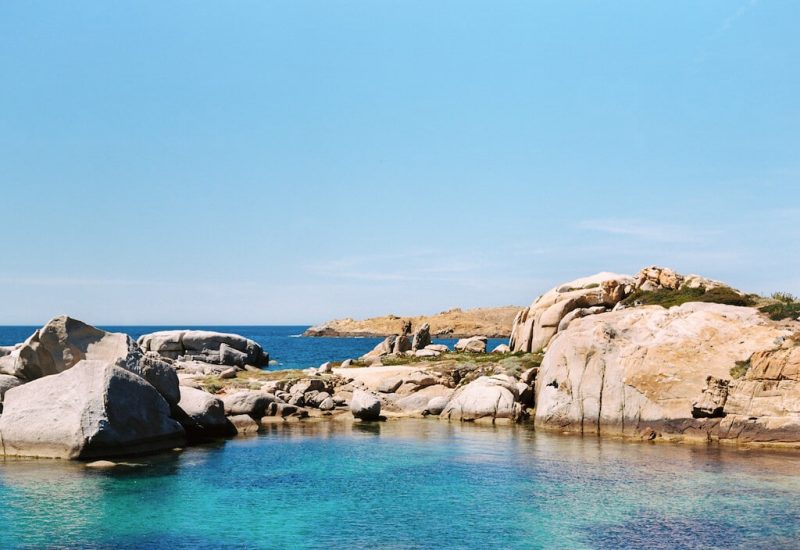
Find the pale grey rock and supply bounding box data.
[491,344,511,354]
[441,375,522,422]
[350,389,381,420]
[424,396,450,416]
[415,349,440,357]
[2,316,141,381]
[176,386,234,438]
[221,391,274,418]
[424,344,449,353]
[0,360,185,459]
[318,362,333,374]
[341,359,354,368]
[377,377,403,393]
[454,336,488,353]
[0,374,23,403]
[138,330,268,366]
[126,352,180,406]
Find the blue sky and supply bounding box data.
[1,1,798,325]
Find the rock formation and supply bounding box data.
[138,330,269,367]
[0,360,185,459]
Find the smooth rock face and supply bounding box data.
[228,414,260,435]
[534,303,794,442]
[455,336,488,353]
[221,391,274,418]
[137,330,268,367]
[1,316,141,381]
[441,375,522,422]
[176,386,234,439]
[0,374,23,403]
[492,344,511,354]
[350,389,381,420]
[0,360,185,459]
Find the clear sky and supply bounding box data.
[1,1,798,325]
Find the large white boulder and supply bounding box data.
[0,360,185,459]
[441,375,523,422]
[454,336,488,353]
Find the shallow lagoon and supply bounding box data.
[1,420,799,549]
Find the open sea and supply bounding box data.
[1,326,799,549]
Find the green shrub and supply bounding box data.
[759,301,800,321]
[621,286,755,309]
[771,292,797,304]
[730,359,751,380]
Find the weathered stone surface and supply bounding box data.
[220,391,274,418]
[176,386,234,439]
[424,396,450,416]
[392,335,412,355]
[509,273,633,353]
[394,385,453,414]
[0,360,185,459]
[340,359,353,368]
[0,316,141,381]
[411,323,432,351]
[454,336,487,353]
[441,375,523,422]
[415,349,440,358]
[492,344,511,354]
[361,336,397,359]
[127,352,180,406]
[318,362,333,374]
[138,330,268,367]
[534,303,794,442]
[350,389,381,420]
[692,377,729,418]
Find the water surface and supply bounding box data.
[0,421,798,549]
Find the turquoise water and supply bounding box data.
[1,420,799,549]
[0,326,509,371]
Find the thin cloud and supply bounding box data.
[579,219,720,244]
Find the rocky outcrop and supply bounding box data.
[137,330,268,367]
[509,272,633,353]
[455,336,487,353]
[0,315,141,381]
[304,306,521,338]
[0,360,185,459]
[533,302,796,443]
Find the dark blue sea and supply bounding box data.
[0,326,509,371]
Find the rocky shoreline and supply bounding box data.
[1,266,799,461]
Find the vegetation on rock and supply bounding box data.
[621,285,756,309]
